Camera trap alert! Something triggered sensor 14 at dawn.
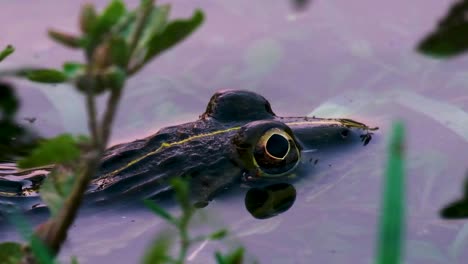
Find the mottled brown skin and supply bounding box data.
[0,90,378,207]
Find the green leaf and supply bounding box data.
[139,4,171,47]
[142,235,172,264]
[418,1,468,58]
[143,199,176,224]
[114,11,137,40]
[109,36,129,67]
[216,247,244,264]
[170,178,191,214]
[127,4,171,71]
[18,134,81,169]
[0,242,23,264]
[91,0,126,41]
[39,168,76,216]
[215,252,227,264]
[144,9,204,63]
[48,30,83,49]
[99,66,126,91]
[6,211,55,264]
[29,235,55,264]
[376,122,405,264]
[62,62,85,78]
[0,45,14,62]
[26,69,68,84]
[209,229,228,240]
[80,3,98,34]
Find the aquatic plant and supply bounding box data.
[143,178,244,264]
[375,122,405,264]
[0,0,204,262]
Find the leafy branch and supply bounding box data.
[142,179,243,264]
[0,0,204,262]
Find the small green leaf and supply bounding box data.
[215,252,228,264]
[0,45,14,62]
[418,1,468,58]
[209,229,228,240]
[99,66,126,91]
[18,134,81,169]
[144,9,204,63]
[143,199,176,224]
[62,62,85,78]
[127,4,171,71]
[376,122,405,264]
[80,3,98,34]
[6,211,55,264]
[48,30,83,48]
[114,11,137,40]
[109,36,129,67]
[40,168,75,216]
[216,247,244,264]
[91,0,126,41]
[170,178,191,213]
[29,235,55,264]
[139,4,171,47]
[26,69,68,83]
[142,234,173,264]
[0,242,23,264]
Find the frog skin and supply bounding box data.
[0,90,378,207]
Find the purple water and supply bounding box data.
[1,0,468,263]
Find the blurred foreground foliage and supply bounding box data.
[376,122,405,264]
[417,0,468,219]
[143,178,244,264]
[0,0,216,263]
[0,46,42,161]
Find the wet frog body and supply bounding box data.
[1,90,378,206]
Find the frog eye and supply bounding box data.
[233,120,301,178]
[253,128,300,177]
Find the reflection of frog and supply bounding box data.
[0,90,377,206]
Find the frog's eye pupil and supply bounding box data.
[266,134,289,159]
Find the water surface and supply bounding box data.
[1,0,468,263]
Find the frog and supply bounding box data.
[0,90,378,208]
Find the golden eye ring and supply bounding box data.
[233,120,301,179]
[258,128,291,160]
[253,128,300,177]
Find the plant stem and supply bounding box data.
[35,151,100,254]
[176,211,193,264]
[84,73,99,147]
[100,88,122,149]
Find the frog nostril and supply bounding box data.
[340,129,350,139]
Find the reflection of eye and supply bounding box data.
[253,128,300,177]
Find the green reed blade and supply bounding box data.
[376,122,405,264]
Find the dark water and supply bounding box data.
[2,0,468,263]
